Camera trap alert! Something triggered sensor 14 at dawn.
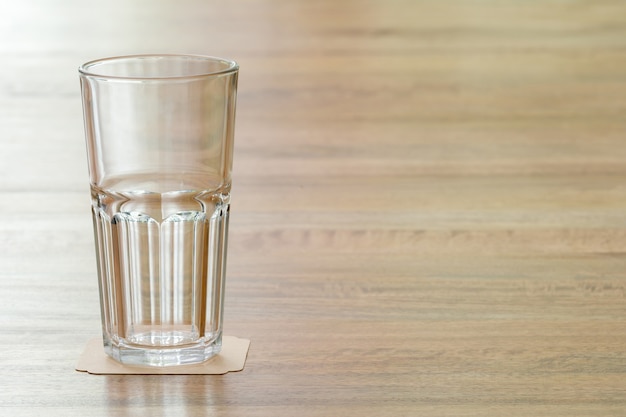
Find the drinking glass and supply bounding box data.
[79,54,238,366]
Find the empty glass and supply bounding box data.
[79,54,238,366]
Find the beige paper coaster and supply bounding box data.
[76,336,250,375]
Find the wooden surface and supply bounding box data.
[1,0,626,415]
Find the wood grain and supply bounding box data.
[1,0,626,415]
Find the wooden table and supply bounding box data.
[1,0,625,415]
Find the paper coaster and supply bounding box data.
[76,336,250,375]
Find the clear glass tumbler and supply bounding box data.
[79,54,238,366]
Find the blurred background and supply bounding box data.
[1,0,626,414]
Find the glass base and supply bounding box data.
[103,333,222,367]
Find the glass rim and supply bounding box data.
[78,53,239,81]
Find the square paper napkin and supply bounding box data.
[76,336,250,375]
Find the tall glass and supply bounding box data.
[79,55,238,366]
